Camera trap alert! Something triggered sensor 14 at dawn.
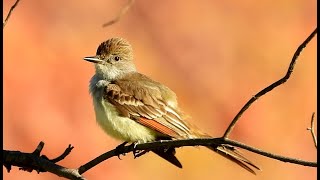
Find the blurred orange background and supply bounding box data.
[3,0,316,180]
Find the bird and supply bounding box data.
[84,37,260,174]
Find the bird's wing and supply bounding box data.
[103,73,194,139]
[104,73,260,173]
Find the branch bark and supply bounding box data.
[3,142,84,180]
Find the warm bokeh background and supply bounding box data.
[3,0,316,180]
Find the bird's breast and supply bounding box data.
[92,95,158,143]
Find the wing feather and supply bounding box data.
[103,73,193,138]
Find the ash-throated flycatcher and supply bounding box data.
[84,37,260,174]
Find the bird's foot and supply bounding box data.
[133,150,148,159]
[115,141,128,160]
[131,142,149,159]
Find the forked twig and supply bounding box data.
[307,112,317,148]
[3,142,82,179]
[223,28,318,138]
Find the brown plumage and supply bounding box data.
[86,37,260,174]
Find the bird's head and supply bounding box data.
[84,37,136,80]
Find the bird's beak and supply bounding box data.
[83,56,104,64]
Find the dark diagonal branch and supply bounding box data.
[102,0,134,28]
[3,0,21,29]
[223,28,318,138]
[307,112,317,148]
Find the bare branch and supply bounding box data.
[78,149,117,174]
[3,0,21,29]
[3,143,84,180]
[307,112,317,148]
[222,139,317,167]
[78,137,316,174]
[223,28,318,138]
[102,0,134,28]
[19,141,45,172]
[50,144,74,163]
[32,141,45,156]
[4,136,317,179]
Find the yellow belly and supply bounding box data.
[93,97,158,143]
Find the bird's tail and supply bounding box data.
[206,144,260,174]
[152,147,183,168]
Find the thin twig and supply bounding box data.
[223,138,317,167]
[307,112,317,148]
[102,0,134,28]
[223,28,318,138]
[32,141,44,156]
[50,144,74,163]
[3,0,21,29]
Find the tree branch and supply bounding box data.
[3,142,84,180]
[78,137,316,174]
[223,28,318,138]
[3,0,21,29]
[4,135,317,179]
[222,139,317,167]
[102,0,134,28]
[307,112,317,148]
[50,144,74,163]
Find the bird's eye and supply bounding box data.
[114,56,120,61]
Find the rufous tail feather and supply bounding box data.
[207,145,260,174]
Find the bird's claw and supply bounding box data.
[133,150,148,159]
[131,142,149,158]
[115,142,149,159]
[115,142,128,159]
